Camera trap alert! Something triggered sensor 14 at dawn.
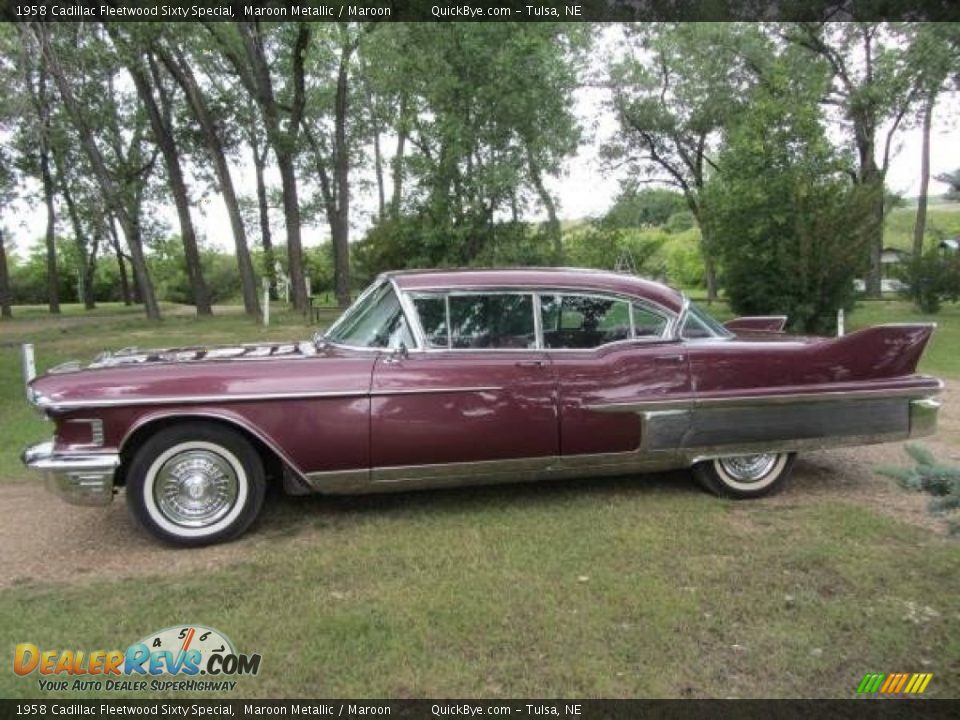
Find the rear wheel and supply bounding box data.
[693,452,796,499]
[125,422,266,546]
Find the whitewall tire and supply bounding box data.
[692,452,796,499]
[126,423,266,546]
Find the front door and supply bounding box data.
[370,292,558,484]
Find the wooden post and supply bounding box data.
[837,308,845,337]
[262,278,270,327]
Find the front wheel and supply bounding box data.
[692,452,796,499]
[126,423,266,546]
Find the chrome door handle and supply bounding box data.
[515,360,546,369]
[654,354,685,364]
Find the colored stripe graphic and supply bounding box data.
[857,673,885,693]
[858,672,933,694]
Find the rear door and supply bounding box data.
[540,293,691,456]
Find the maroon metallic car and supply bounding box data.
[21,268,942,545]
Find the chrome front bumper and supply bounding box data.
[21,441,119,506]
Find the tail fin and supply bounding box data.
[823,324,935,379]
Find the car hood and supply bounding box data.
[28,341,376,413]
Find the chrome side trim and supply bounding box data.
[683,430,914,465]
[371,386,503,397]
[585,383,944,414]
[356,451,680,494]
[21,440,118,506]
[304,468,371,493]
[38,386,506,411]
[300,393,942,497]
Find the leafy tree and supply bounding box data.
[605,23,765,301]
[12,25,60,313]
[896,247,960,313]
[908,24,960,257]
[109,26,212,316]
[936,168,960,202]
[564,223,666,276]
[601,185,686,231]
[206,20,312,312]
[29,22,162,319]
[780,22,928,297]
[368,23,583,267]
[704,72,870,334]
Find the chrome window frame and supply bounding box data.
[674,294,734,343]
[399,285,679,353]
[404,289,541,352]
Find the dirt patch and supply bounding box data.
[2,382,956,591]
[0,482,267,590]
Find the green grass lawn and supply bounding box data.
[1,483,958,699]
[885,204,960,252]
[0,300,958,699]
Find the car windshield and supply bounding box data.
[682,301,733,340]
[322,281,414,349]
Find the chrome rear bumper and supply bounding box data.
[21,441,119,506]
[909,397,941,439]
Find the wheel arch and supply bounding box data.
[117,410,306,488]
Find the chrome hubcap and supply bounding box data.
[716,454,779,483]
[154,450,239,527]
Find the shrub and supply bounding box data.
[878,444,960,535]
[896,249,960,313]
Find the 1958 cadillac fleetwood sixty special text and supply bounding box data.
[21,269,943,545]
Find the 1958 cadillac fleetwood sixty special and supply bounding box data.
[21,268,943,545]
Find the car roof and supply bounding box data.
[386,268,685,313]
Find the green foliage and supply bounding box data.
[704,73,870,334]
[563,223,666,276]
[661,229,705,287]
[936,169,960,202]
[354,214,552,285]
[878,444,960,534]
[896,249,960,313]
[601,186,686,231]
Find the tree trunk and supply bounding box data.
[275,149,308,310]
[332,46,352,308]
[39,147,60,314]
[57,166,96,309]
[862,169,885,298]
[38,26,161,319]
[390,93,408,219]
[252,138,276,298]
[109,219,132,306]
[130,58,212,315]
[0,228,12,319]
[526,149,562,265]
[913,94,934,259]
[156,44,260,316]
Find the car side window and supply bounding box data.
[413,296,449,349]
[540,294,633,349]
[633,302,669,338]
[681,312,713,339]
[445,294,536,349]
[324,282,414,349]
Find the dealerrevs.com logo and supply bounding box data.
[14,625,261,692]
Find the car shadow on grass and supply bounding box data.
[255,469,705,537]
